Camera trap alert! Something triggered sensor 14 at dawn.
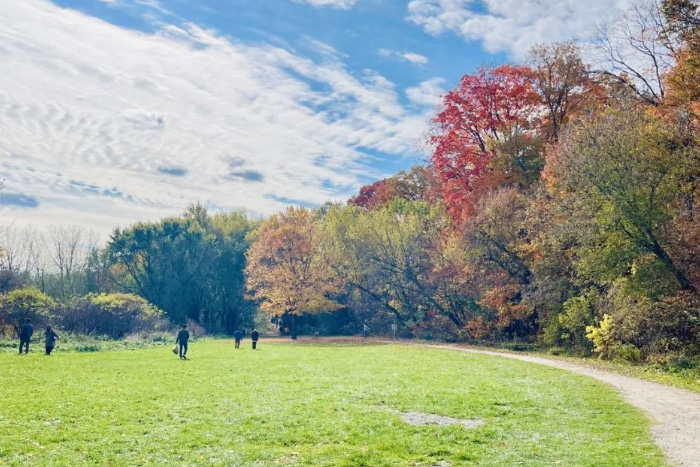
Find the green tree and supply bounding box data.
[321,201,478,335]
[553,108,697,294]
[106,205,256,332]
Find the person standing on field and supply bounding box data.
[251,328,259,350]
[234,329,243,349]
[19,318,33,354]
[176,323,190,359]
[45,325,59,355]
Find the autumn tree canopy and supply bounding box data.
[245,206,343,324]
[430,65,542,224]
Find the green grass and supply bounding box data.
[0,341,665,466]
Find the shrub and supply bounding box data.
[501,342,538,352]
[586,314,616,359]
[558,291,597,355]
[0,287,57,337]
[599,282,700,357]
[58,293,166,339]
[615,344,642,364]
[414,313,460,341]
[185,318,206,339]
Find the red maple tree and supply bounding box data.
[430,65,541,224]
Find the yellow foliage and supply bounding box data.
[586,314,616,359]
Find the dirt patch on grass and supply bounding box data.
[397,411,484,429]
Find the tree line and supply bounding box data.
[245,0,700,361]
[0,206,258,336]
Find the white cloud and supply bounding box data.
[293,0,357,9]
[0,0,428,235]
[378,48,429,66]
[301,36,348,59]
[406,78,445,108]
[407,0,634,59]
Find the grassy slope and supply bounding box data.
[0,341,664,466]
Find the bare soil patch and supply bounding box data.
[396,411,484,429]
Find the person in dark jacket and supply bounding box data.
[251,329,259,350]
[234,329,243,349]
[19,318,33,354]
[45,325,59,355]
[175,324,190,359]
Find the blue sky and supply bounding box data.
[0,0,634,237]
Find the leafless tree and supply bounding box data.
[595,0,679,106]
[48,225,98,299]
[0,226,37,292]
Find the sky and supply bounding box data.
[0,0,636,238]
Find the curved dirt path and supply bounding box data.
[428,345,700,467]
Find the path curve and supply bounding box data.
[427,344,700,467]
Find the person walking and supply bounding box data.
[175,324,190,360]
[234,329,243,349]
[19,318,33,354]
[251,328,259,350]
[45,325,59,355]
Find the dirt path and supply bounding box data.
[428,345,700,467]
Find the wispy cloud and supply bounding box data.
[407,0,634,59]
[292,0,357,10]
[0,0,429,234]
[378,48,429,66]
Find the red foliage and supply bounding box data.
[430,65,541,224]
[349,179,394,210]
[349,166,443,210]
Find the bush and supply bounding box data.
[598,282,700,357]
[615,344,642,364]
[184,318,206,339]
[58,293,167,339]
[414,313,460,341]
[501,342,538,352]
[586,314,616,359]
[558,291,597,355]
[0,331,177,353]
[0,287,57,337]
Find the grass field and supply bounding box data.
[0,341,664,466]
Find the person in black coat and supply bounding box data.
[234,329,243,349]
[45,325,59,355]
[19,318,33,354]
[251,329,259,350]
[175,324,190,359]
